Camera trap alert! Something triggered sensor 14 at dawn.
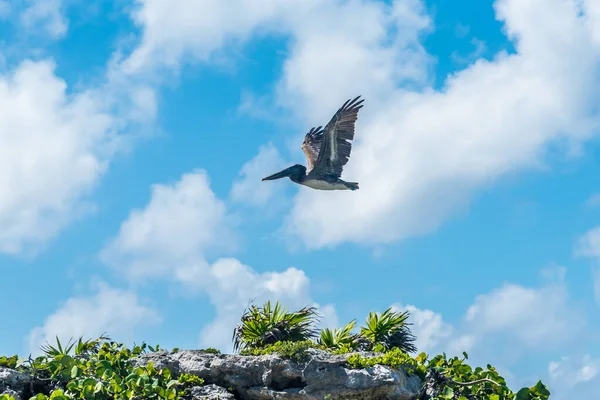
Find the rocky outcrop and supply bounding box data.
[0,349,424,400]
[134,348,422,400]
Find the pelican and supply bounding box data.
[262,95,364,191]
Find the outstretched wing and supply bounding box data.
[301,125,324,173]
[312,95,364,178]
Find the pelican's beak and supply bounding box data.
[262,168,292,181]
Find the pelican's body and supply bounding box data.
[262,96,364,191]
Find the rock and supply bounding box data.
[187,384,236,400]
[0,367,32,399]
[134,349,423,400]
[0,350,423,400]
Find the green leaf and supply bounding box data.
[440,386,454,399]
[166,389,176,400]
[70,365,79,378]
[94,381,104,393]
[516,387,532,400]
[530,380,551,398]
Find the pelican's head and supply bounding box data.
[262,164,306,182]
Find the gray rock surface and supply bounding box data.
[188,384,236,399]
[134,349,423,400]
[0,350,423,400]
[0,367,32,400]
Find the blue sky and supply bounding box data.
[2,0,600,398]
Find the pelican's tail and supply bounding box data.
[344,181,359,191]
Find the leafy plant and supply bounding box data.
[232,300,320,352]
[416,352,551,400]
[199,348,221,354]
[346,347,418,372]
[40,335,112,358]
[318,320,360,351]
[0,354,19,368]
[4,336,205,400]
[359,307,417,353]
[240,340,319,363]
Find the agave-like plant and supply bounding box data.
[359,307,417,354]
[232,301,320,352]
[318,320,360,350]
[41,334,112,357]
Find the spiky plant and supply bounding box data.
[359,307,417,354]
[232,300,320,352]
[318,320,360,350]
[41,334,112,357]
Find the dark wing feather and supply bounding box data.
[312,95,364,178]
[301,126,324,172]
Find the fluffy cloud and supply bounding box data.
[27,282,161,355]
[395,273,584,361]
[121,0,600,249]
[101,170,338,351]
[281,0,600,249]
[230,143,287,207]
[0,59,154,256]
[463,282,583,348]
[101,170,234,280]
[392,303,453,354]
[548,355,600,400]
[20,0,67,39]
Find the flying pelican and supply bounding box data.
[262,95,364,191]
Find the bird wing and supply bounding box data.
[311,95,364,178]
[301,126,324,173]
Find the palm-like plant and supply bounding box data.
[232,300,320,352]
[359,307,417,354]
[318,320,360,350]
[40,334,111,357]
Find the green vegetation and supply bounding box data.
[232,301,550,400]
[0,300,551,400]
[239,340,320,363]
[359,308,417,353]
[0,336,202,400]
[232,300,319,352]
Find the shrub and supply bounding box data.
[359,307,417,354]
[2,336,204,400]
[318,320,361,351]
[232,300,320,352]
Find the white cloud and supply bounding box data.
[230,143,287,206]
[548,355,600,400]
[101,171,338,352]
[395,273,584,362]
[195,259,338,352]
[549,355,600,387]
[464,283,583,348]
[27,281,161,355]
[392,303,453,353]
[101,170,233,280]
[279,0,600,249]
[0,59,154,256]
[118,0,600,251]
[576,226,600,259]
[20,0,67,39]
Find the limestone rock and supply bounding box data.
[0,350,423,400]
[0,367,32,399]
[187,384,236,400]
[134,349,423,400]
